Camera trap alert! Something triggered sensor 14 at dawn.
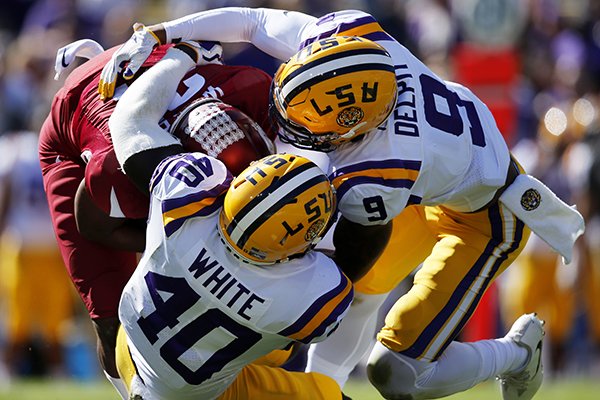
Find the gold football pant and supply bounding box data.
[355,203,530,361]
[116,326,342,400]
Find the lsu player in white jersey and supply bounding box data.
[99,8,585,400]
[109,43,353,399]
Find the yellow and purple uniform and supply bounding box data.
[282,10,530,361]
[117,153,352,399]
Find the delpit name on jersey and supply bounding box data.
[392,64,419,137]
[187,246,267,322]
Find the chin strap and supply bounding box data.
[337,122,367,142]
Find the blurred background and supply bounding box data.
[0,0,599,396]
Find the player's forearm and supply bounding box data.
[79,216,146,252]
[152,7,316,60]
[74,180,146,252]
[109,47,193,169]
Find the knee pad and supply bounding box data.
[367,342,424,400]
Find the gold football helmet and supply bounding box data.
[218,153,336,265]
[270,36,398,152]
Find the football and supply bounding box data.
[171,99,275,175]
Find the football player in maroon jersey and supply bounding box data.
[39,39,274,396]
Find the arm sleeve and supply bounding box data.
[109,47,193,167]
[162,7,317,61]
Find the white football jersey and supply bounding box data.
[163,8,511,224]
[296,10,511,225]
[118,153,352,400]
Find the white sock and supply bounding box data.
[431,338,528,392]
[368,338,528,399]
[306,292,388,387]
[104,370,129,400]
[477,337,530,376]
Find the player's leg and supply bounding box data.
[306,206,435,387]
[306,291,388,387]
[368,204,541,399]
[115,324,345,400]
[253,343,299,367]
[115,326,149,399]
[368,314,543,399]
[221,363,344,400]
[41,158,136,398]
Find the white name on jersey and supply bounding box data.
[187,247,266,321]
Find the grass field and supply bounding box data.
[346,377,600,399]
[1,377,599,400]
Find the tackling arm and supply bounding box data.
[74,180,146,252]
[150,7,316,61]
[109,46,200,192]
[99,8,316,100]
[332,216,392,282]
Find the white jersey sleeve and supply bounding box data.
[299,10,391,44]
[328,133,421,225]
[148,152,232,237]
[162,8,388,62]
[162,7,317,61]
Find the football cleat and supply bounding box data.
[270,36,398,152]
[497,313,545,400]
[218,153,336,265]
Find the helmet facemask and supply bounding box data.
[269,82,339,152]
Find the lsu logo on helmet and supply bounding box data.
[337,106,364,128]
[218,153,336,265]
[270,36,398,152]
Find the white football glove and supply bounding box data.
[98,23,161,100]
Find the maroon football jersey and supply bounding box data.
[39,45,273,219]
